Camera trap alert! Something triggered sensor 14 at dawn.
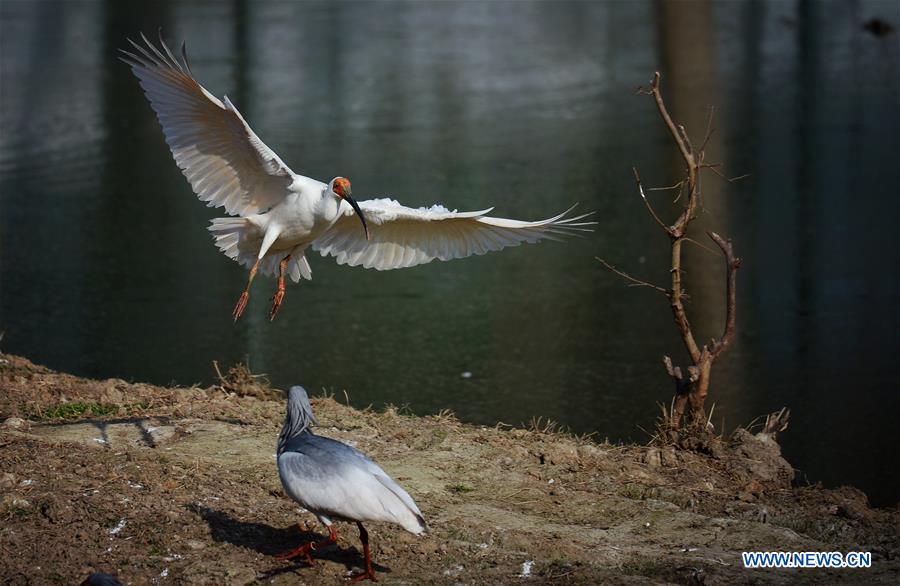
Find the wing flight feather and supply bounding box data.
[313,199,595,270]
[120,33,297,217]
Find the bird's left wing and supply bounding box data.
[312,199,595,271]
[120,33,298,217]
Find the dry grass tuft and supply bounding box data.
[212,360,280,401]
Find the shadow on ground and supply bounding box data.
[187,504,390,577]
[35,416,175,448]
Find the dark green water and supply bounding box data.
[1,1,898,506]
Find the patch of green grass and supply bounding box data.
[546,558,575,573]
[621,558,665,577]
[446,483,475,494]
[618,483,647,500]
[443,525,470,542]
[11,506,32,517]
[124,400,150,413]
[147,545,166,557]
[23,399,157,420]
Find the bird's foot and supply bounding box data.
[274,543,315,565]
[268,289,285,321]
[232,291,250,322]
[346,568,378,583]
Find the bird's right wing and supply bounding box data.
[120,34,299,217]
[373,473,426,532]
[279,435,426,534]
[313,198,595,270]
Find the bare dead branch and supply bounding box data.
[649,72,695,173]
[758,408,791,441]
[609,72,748,431]
[707,231,741,359]
[670,238,702,363]
[596,258,668,294]
[663,355,682,380]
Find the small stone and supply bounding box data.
[417,541,438,555]
[543,443,579,466]
[2,494,31,510]
[660,446,678,467]
[0,472,16,489]
[644,447,662,468]
[745,480,764,495]
[1,417,26,430]
[100,381,125,404]
[577,444,605,460]
[186,539,206,550]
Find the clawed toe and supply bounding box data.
[274,545,314,565]
[232,291,250,321]
[269,289,285,321]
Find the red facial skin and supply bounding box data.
[332,178,352,198]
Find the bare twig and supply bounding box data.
[646,180,685,193]
[648,73,696,205]
[704,163,751,183]
[596,258,668,294]
[633,167,671,232]
[698,106,716,154]
[759,408,791,441]
[682,237,720,256]
[212,360,226,387]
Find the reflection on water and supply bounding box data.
[1,0,898,506]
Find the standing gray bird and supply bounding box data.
[276,386,426,582]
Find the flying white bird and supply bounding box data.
[121,34,595,321]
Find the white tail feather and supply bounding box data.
[208,218,312,283]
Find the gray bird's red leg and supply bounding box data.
[275,523,338,564]
[269,254,292,321]
[347,522,377,583]
[232,257,261,322]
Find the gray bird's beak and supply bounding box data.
[344,190,369,240]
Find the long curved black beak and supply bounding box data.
[344,191,369,240]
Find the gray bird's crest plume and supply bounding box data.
[277,386,318,454]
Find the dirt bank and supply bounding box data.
[1,353,897,584]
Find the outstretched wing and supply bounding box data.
[312,198,595,270]
[120,33,297,217]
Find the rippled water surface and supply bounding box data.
[1,1,898,505]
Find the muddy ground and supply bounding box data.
[0,353,897,584]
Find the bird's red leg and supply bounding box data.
[232,258,261,321]
[275,523,338,564]
[269,254,292,321]
[347,522,377,583]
